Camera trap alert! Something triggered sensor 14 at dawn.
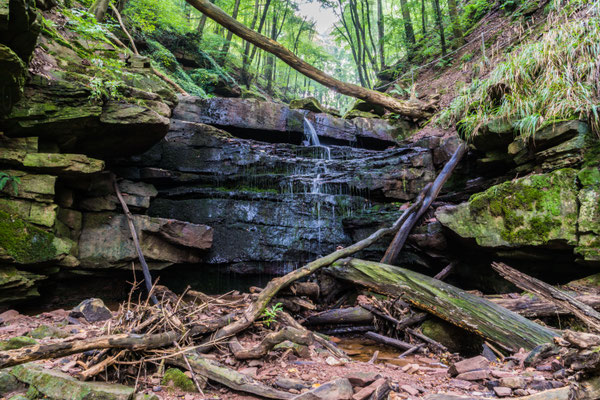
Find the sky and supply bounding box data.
[296,0,337,36]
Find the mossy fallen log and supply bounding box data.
[326,258,558,352]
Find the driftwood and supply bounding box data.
[327,258,558,351]
[492,262,600,332]
[433,262,456,281]
[396,313,428,330]
[406,328,447,352]
[381,143,467,265]
[399,344,424,358]
[304,306,374,326]
[229,327,313,359]
[0,331,179,369]
[489,294,600,318]
[318,325,375,335]
[278,311,347,358]
[365,332,413,351]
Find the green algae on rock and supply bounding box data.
[0,336,37,351]
[289,97,325,113]
[161,368,197,392]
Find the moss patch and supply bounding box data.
[0,336,37,351]
[0,210,69,264]
[161,368,196,392]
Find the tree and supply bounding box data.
[447,0,465,47]
[399,0,416,46]
[184,0,432,118]
[376,0,385,69]
[218,0,242,63]
[432,0,446,55]
[89,0,110,21]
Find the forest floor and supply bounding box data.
[0,304,570,400]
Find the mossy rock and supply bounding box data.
[289,97,324,113]
[436,169,579,248]
[343,109,380,120]
[161,368,196,392]
[0,44,27,116]
[27,325,68,339]
[0,370,25,395]
[349,99,385,116]
[11,363,134,400]
[0,336,37,350]
[0,210,71,264]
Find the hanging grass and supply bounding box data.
[438,2,600,140]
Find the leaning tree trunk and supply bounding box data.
[327,258,558,352]
[432,0,446,55]
[184,0,432,118]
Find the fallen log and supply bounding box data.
[0,331,179,369]
[492,262,600,332]
[304,306,374,326]
[185,0,433,118]
[365,332,413,350]
[318,325,375,335]
[229,327,313,359]
[327,258,558,351]
[406,328,448,352]
[277,312,347,358]
[381,143,467,265]
[488,294,600,318]
[172,354,294,399]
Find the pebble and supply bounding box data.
[152,386,162,392]
[493,386,512,397]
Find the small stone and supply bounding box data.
[514,389,528,396]
[352,378,387,400]
[248,360,263,367]
[400,384,420,396]
[499,376,526,389]
[293,378,354,400]
[449,356,489,376]
[70,298,112,322]
[152,386,162,392]
[344,371,380,387]
[493,386,512,397]
[491,370,515,379]
[275,377,310,391]
[325,356,341,366]
[456,369,490,381]
[529,381,553,391]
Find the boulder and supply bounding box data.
[78,213,212,269]
[70,298,112,322]
[11,363,134,400]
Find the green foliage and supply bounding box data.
[88,77,122,101]
[260,302,283,327]
[0,172,20,196]
[123,0,191,35]
[438,8,600,140]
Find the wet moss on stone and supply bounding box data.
[161,368,196,392]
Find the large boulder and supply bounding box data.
[436,168,600,263]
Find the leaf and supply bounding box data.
[0,177,8,191]
[11,180,19,196]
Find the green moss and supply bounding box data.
[578,167,600,187]
[0,210,65,264]
[161,368,196,392]
[27,325,68,339]
[0,336,37,350]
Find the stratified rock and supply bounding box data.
[173,96,408,149]
[0,370,24,395]
[70,298,112,322]
[78,213,212,269]
[436,169,579,248]
[11,363,134,400]
[292,378,354,400]
[0,44,27,115]
[0,267,45,304]
[21,153,104,176]
[0,170,55,202]
[290,97,325,113]
[448,356,489,376]
[0,198,57,226]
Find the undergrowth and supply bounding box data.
[438,0,600,141]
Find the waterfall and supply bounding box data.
[303,117,331,161]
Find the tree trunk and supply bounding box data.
[304,306,374,326]
[488,294,600,318]
[432,0,447,55]
[327,258,558,351]
[447,0,465,47]
[218,0,242,64]
[89,0,110,21]
[242,0,273,86]
[377,0,385,69]
[421,0,427,35]
[185,0,431,118]
[491,262,600,332]
[399,0,416,45]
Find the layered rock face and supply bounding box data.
[113,102,437,274]
[438,120,600,265]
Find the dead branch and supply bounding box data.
[229,327,313,359]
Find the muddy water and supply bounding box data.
[337,337,420,367]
